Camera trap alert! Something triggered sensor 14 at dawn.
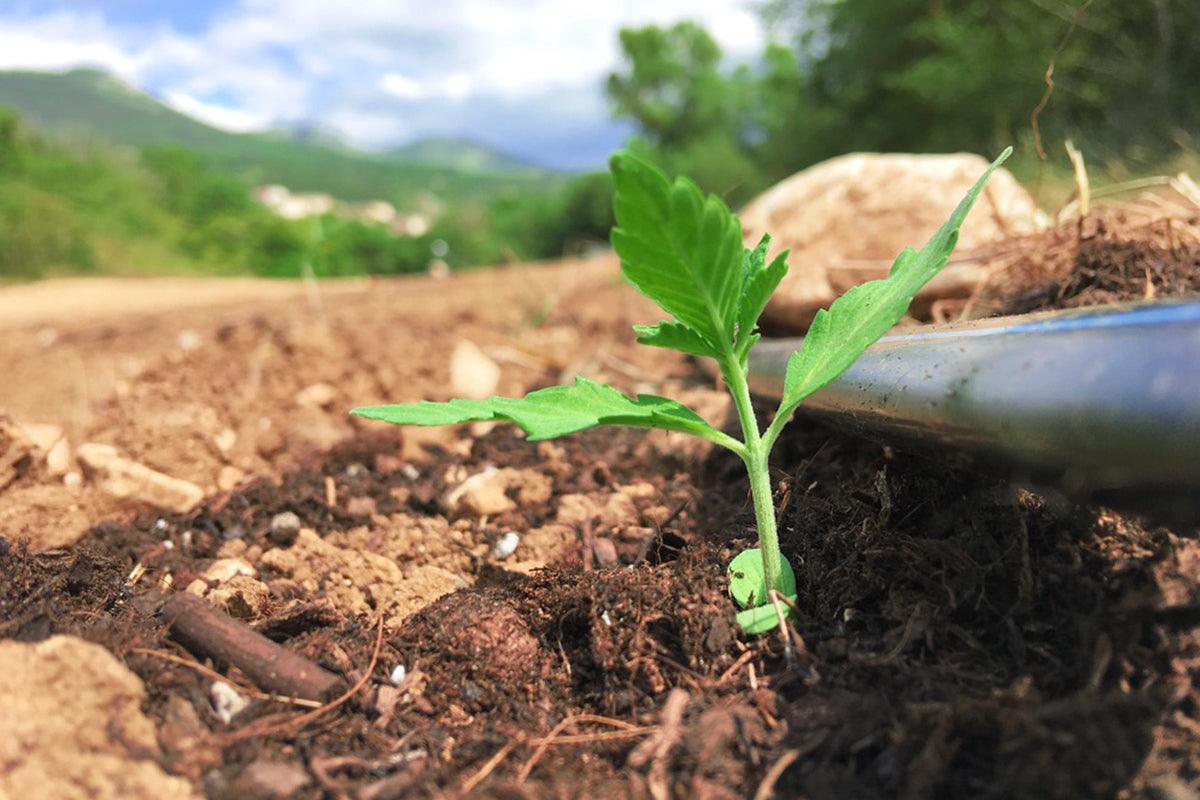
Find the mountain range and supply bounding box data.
[0,68,557,205]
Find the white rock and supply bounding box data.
[492,531,520,560]
[213,428,237,455]
[18,422,63,452]
[450,340,501,400]
[76,443,204,513]
[203,558,256,583]
[389,664,408,686]
[442,466,513,517]
[176,330,202,352]
[46,437,71,476]
[210,681,249,724]
[295,382,337,409]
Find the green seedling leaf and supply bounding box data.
[730,549,797,634]
[728,548,796,608]
[736,597,798,635]
[352,376,724,444]
[633,320,718,358]
[739,235,770,296]
[610,151,743,350]
[735,237,789,355]
[774,147,1013,426]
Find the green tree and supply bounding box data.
[607,22,769,204]
[764,0,1200,162]
[606,22,736,150]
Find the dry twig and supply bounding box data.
[461,738,523,793]
[517,714,648,783]
[752,749,801,800]
[217,615,385,744]
[130,647,322,708]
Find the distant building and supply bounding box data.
[355,200,397,225]
[253,184,335,220]
[254,185,430,236]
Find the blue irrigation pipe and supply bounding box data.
[746,301,1200,522]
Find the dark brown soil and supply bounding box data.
[2,212,1199,799]
[974,209,1200,317]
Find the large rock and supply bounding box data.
[740,152,1045,331]
[0,636,200,800]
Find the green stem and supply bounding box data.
[722,353,783,595]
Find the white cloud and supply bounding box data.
[162,90,273,132]
[380,73,424,101]
[0,1,766,164]
[380,71,474,103]
[0,11,140,77]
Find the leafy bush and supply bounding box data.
[0,184,95,277]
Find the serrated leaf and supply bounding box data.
[610,151,743,349]
[633,321,718,357]
[740,234,771,296]
[728,548,797,609]
[777,147,1012,420]
[736,248,789,353]
[352,377,721,443]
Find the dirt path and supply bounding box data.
[1,225,1198,799]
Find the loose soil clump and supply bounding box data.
[974,207,1200,317]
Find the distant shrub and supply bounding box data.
[0,184,95,277]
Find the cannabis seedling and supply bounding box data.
[352,147,1012,633]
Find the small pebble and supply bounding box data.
[592,536,618,567]
[210,681,249,724]
[268,511,301,546]
[492,531,520,560]
[389,664,407,686]
[401,463,420,481]
[221,524,245,541]
[177,330,202,352]
[346,495,377,516]
[154,518,169,532]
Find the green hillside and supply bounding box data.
[386,137,540,174]
[0,105,458,280]
[0,68,558,207]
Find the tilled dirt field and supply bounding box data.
[1,215,1199,799]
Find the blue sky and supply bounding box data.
[0,1,765,169]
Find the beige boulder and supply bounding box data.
[739,152,1045,331]
[0,635,199,800]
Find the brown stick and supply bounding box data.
[162,592,344,701]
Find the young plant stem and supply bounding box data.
[722,353,783,595]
